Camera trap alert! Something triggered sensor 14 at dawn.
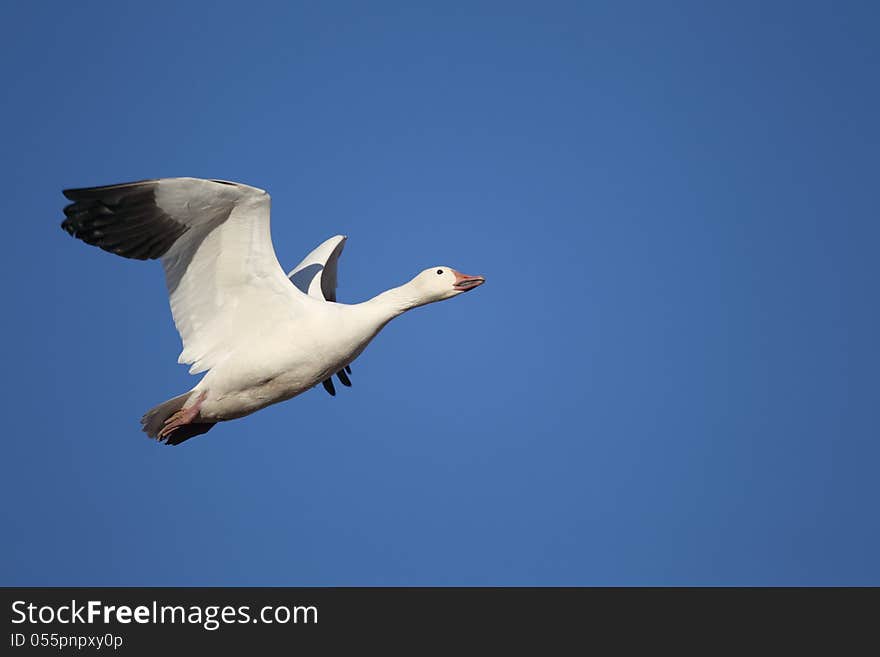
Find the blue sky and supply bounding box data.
[1,1,878,585]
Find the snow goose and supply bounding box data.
[60,177,485,445]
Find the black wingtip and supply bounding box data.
[59,182,189,261]
[322,378,336,396]
[337,369,352,387]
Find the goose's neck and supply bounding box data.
[361,283,421,324]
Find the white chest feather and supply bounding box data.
[195,302,386,420]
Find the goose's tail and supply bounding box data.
[140,392,216,446]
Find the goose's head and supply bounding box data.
[408,267,485,305]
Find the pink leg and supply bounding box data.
[157,392,207,440]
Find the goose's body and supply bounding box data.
[61,177,484,445]
[193,298,366,419]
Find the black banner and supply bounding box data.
[2,588,875,652]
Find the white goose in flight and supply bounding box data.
[61,177,485,445]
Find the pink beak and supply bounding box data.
[453,270,486,291]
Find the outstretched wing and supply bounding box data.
[62,177,307,374]
[288,235,353,396]
[287,234,347,301]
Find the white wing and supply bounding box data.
[62,177,306,374]
[287,234,352,395]
[287,234,347,302]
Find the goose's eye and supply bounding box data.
[436,269,443,275]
